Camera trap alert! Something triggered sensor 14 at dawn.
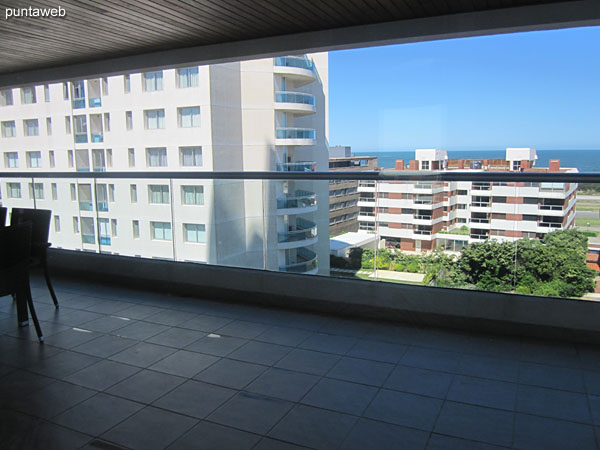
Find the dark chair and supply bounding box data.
[0,206,6,227]
[0,223,44,342]
[10,208,58,307]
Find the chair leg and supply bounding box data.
[43,263,59,308]
[23,285,44,343]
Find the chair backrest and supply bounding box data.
[0,206,6,227]
[0,222,32,269]
[10,208,51,245]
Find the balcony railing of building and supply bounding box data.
[276,162,316,172]
[72,97,86,109]
[278,218,317,243]
[275,91,316,105]
[276,128,316,140]
[281,247,318,273]
[277,190,317,209]
[88,97,101,108]
[274,56,314,71]
[74,132,88,143]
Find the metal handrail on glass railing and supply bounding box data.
[276,162,316,172]
[275,91,316,105]
[274,56,314,71]
[281,248,318,273]
[278,218,317,243]
[276,128,316,140]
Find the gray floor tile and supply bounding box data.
[117,304,165,320]
[113,320,170,340]
[275,348,340,376]
[83,300,132,315]
[457,353,520,383]
[146,327,205,348]
[83,316,133,333]
[385,365,454,399]
[246,367,319,402]
[167,421,260,450]
[144,309,197,326]
[364,389,442,431]
[228,341,292,366]
[216,319,270,339]
[519,362,585,392]
[519,340,580,368]
[180,314,233,332]
[269,404,356,450]
[298,333,357,355]
[52,392,143,436]
[53,309,105,327]
[513,413,596,450]
[401,347,461,373]
[101,406,197,450]
[72,334,138,358]
[318,317,372,338]
[194,358,267,389]
[447,375,517,410]
[149,350,219,378]
[433,401,514,447]
[63,359,140,391]
[108,342,176,368]
[327,356,394,386]
[208,391,293,434]
[341,418,429,450]
[43,328,101,350]
[516,384,592,423]
[302,378,377,415]
[584,370,600,396]
[106,369,185,404]
[153,380,236,418]
[185,334,247,356]
[588,395,600,425]
[12,380,96,419]
[255,326,313,347]
[7,420,92,450]
[26,350,100,379]
[347,339,408,364]
[0,369,55,401]
[426,434,508,450]
[253,438,312,450]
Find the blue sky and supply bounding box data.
[328,26,600,151]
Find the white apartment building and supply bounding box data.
[358,148,578,252]
[0,54,330,275]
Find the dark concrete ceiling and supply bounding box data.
[0,0,577,76]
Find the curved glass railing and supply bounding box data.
[278,218,317,243]
[281,248,318,273]
[277,190,317,209]
[275,92,315,106]
[276,161,316,172]
[276,128,316,140]
[274,56,314,71]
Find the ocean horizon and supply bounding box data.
[352,149,600,172]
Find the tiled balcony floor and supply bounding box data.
[2,274,600,449]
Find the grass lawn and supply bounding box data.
[576,217,600,227]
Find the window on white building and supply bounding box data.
[128,148,135,167]
[130,184,138,203]
[5,152,18,168]
[111,219,118,237]
[146,147,167,167]
[143,71,163,91]
[0,89,13,106]
[184,224,206,243]
[180,146,202,167]
[106,149,113,168]
[68,150,74,168]
[144,109,165,129]
[7,183,21,198]
[65,116,71,134]
[27,151,42,168]
[72,217,79,233]
[104,113,110,132]
[177,107,200,128]
[177,67,199,88]
[182,186,204,205]
[44,84,50,102]
[21,87,36,104]
[49,150,55,168]
[63,82,69,100]
[125,111,133,130]
[46,117,52,135]
[54,216,60,232]
[51,183,58,200]
[151,222,172,240]
[149,185,170,204]
[29,183,44,199]
[102,77,109,96]
[70,183,77,200]
[124,74,131,93]
[132,220,140,239]
[24,119,39,136]
[1,121,16,137]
